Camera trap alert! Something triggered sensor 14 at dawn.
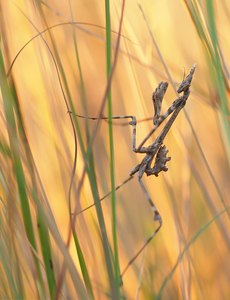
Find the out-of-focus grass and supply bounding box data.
[0,1,229,299]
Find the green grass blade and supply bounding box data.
[72,230,94,299]
[185,0,230,191]
[0,48,45,297]
[105,0,121,294]
[206,0,230,160]
[10,80,56,300]
[37,211,56,299]
[68,4,95,298]
[186,1,230,158]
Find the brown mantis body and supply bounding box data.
[74,65,196,278]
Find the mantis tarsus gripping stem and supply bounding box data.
[74,65,196,279]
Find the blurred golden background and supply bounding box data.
[0,0,229,299]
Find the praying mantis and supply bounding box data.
[74,65,196,278]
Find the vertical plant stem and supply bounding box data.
[105,0,121,294]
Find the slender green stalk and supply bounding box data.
[68,4,95,298]
[105,0,121,295]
